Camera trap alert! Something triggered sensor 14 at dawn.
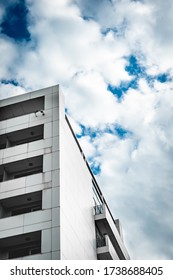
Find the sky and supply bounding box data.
[0,0,173,259]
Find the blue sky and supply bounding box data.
[1,0,30,41]
[1,0,173,259]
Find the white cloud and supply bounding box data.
[64,71,120,126]
[76,0,173,74]
[78,135,96,159]
[114,0,173,74]
[0,36,18,80]
[0,83,25,99]
[66,114,82,135]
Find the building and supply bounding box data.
[0,85,129,260]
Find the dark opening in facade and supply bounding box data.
[0,231,41,259]
[0,96,44,121]
[0,191,42,218]
[0,124,44,150]
[0,155,43,182]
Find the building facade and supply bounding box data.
[0,85,129,260]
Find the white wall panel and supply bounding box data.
[43,153,52,172]
[0,215,24,231]
[28,139,44,152]
[53,120,59,137]
[59,93,97,260]
[52,227,60,251]
[7,115,29,128]
[42,228,52,253]
[52,207,60,227]
[52,92,59,108]
[52,187,60,207]
[52,170,59,188]
[23,221,52,234]
[52,250,60,260]
[42,189,52,209]
[0,226,23,239]
[45,94,53,110]
[0,177,25,193]
[23,209,51,226]
[3,144,27,159]
[43,171,52,183]
[26,173,43,187]
[53,107,59,121]
[44,122,52,139]
[52,151,59,170]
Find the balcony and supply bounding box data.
[0,231,41,259]
[96,234,119,260]
[0,191,42,218]
[0,155,43,183]
[0,96,44,121]
[94,204,130,260]
[0,124,43,150]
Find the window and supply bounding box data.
[0,155,43,182]
[0,231,41,259]
[0,96,44,121]
[0,191,42,218]
[9,246,40,259]
[0,125,44,150]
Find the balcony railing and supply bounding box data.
[94,204,104,215]
[96,234,119,260]
[96,235,106,248]
[94,203,130,260]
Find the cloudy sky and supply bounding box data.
[0,0,173,259]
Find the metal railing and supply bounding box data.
[96,235,106,248]
[94,204,104,215]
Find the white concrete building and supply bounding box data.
[0,85,130,260]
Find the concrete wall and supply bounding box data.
[59,91,97,260]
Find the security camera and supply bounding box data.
[40,110,45,116]
[35,110,45,117]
